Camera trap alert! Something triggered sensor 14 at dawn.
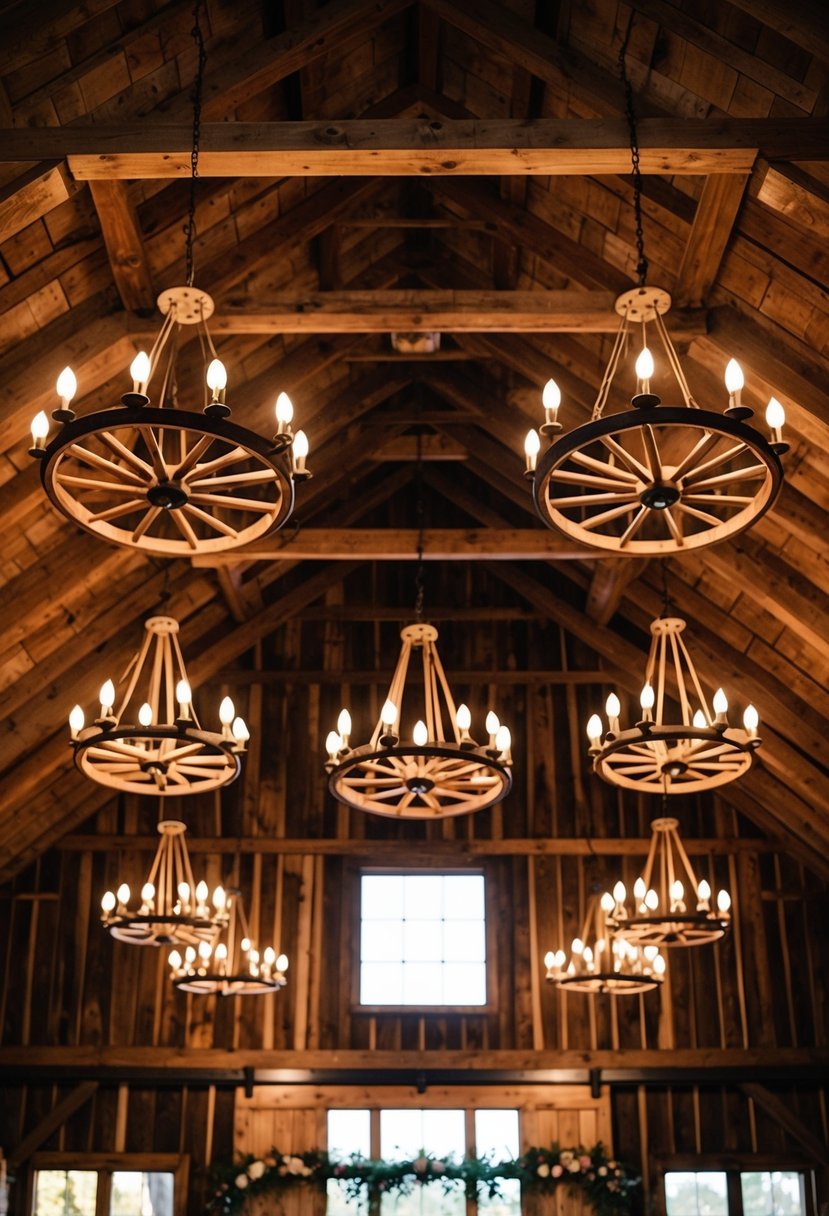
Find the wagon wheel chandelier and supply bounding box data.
[68,614,249,795]
[100,819,228,947]
[324,437,513,818]
[522,31,785,557]
[605,816,731,947]
[586,610,760,794]
[168,888,288,996]
[28,1,309,558]
[543,896,666,995]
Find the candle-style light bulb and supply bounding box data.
[130,351,151,392]
[219,696,235,726]
[116,883,130,906]
[176,679,192,718]
[524,428,541,474]
[99,679,115,716]
[326,730,343,760]
[635,347,654,390]
[101,890,116,913]
[613,880,627,904]
[30,410,49,450]
[544,950,555,971]
[276,953,289,972]
[633,877,646,902]
[337,708,352,740]
[69,704,85,738]
[724,358,744,410]
[232,717,249,747]
[56,366,77,407]
[456,703,471,733]
[168,950,182,970]
[765,396,785,431]
[542,378,561,427]
[600,891,615,913]
[206,358,227,399]
[640,682,655,711]
[697,879,711,905]
[381,699,398,728]
[275,391,294,432]
[485,711,500,743]
[213,886,226,912]
[413,720,428,747]
[586,713,603,747]
[138,702,153,727]
[670,880,684,906]
[141,882,155,904]
[495,724,511,757]
[177,882,190,907]
[693,708,707,729]
[215,942,228,962]
[645,888,659,910]
[292,429,309,474]
[195,880,208,905]
[605,691,621,733]
[743,704,759,736]
[713,688,728,723]
[717,890,732,913]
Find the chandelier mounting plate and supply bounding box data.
[156,285,215,323]
[614,285,672,322]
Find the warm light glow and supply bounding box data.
[717,890,731,913]
[326,730,343,758]
[130,351,151,386]
[99,679,115,713]
[176,679,192,707]
[670,880,684,902]
[337,708,352,738]
[381,699,398,728]
[586,713,603,743]
[275,391,294,426]
[640,682,655,710]
[693,708,707,728]
[293,429,309,459]
[485,711,500,736]
[495,725,511,754]
[56,366,77,402]
[232,716,249,743]
[635,347,654,381]
[653,954,666,975]
[206,358,227,392]
[724,358,744,394]
[645,889,659,910]
[215,943,228,961]
[605,692,621,719]
[413,720,428,747]
[572,937,584,955]
[168,950,182,969]
[219,696,235,725]
[141,882,155,903]
[138,702,153,727]
[276,953,289,971]
[600,891,615,913]
[633,877,646,901]
[743,704,759,732]
[101,890,116,913]
[765,396,785,430]
[542,378,561,411]
[195,880,208,904]
[198,939,211,960]
[69,704,85,734]
[697,879,711,902]
[177,882,190,904]
[524,428,541,458]
[31,410,49,441]
[613,881,626,903]
[713,687,728,715]
[213,887,226,910]
[116,883,130,905]
[456,703,471,732]
[544,950,555,969]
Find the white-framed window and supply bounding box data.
[664,1169,810,1216]
[326,1108,520,1216]
[359,872,488,1007]
[30,1156,187,1216]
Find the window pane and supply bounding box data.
[443,962,486,1005]
[665,1173,728,1216]
[444,876,484,921]
[443,920,486,963]
[362,876,404,921]
[361,962,404,1004]
[403,876,444,919]
[742,1173,803,1216]
[110,1173,173,1216]
[34,1171,98,1216]
[403,962,444,1004]
[362,921,404,962]
[403,920,443,962]
[328,1109,371,1158]
[475,1110,520,1159]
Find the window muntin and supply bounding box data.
[33,1172,174,1216]
[360,874,487,1007]
[741,1173,804,1216]
[665,1172,729,1216]
[665,1171,807,1216]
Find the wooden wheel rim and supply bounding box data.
[609,913,728,948]
[105,915,218,946]
[553,972,662,995]
[593,724,755,793]
[74,724,240,795]
[41,406,295,556]
[173,976,284,996]
[329,743,512,819]
[534,407,783,554]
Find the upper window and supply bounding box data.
[359,873,487,1006]
[33,1170,174,1216]
[665,1172,807,1216]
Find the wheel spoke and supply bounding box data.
[680,442,747,485]
[183,504,239,539]
[547,491,639,508]
[132,506,162,541]
[170,507,200,549]
[641,424,663,479]
[174,433,216,479]
[675,502,722,527]
[569,450,640,482]
[683,464,767,491]
[189,492,275,513]
[97,431,154,479]
[684,494,753,506]
[86,499,146,523]
[618,505,649,546]
[663,507,684,545]
[670,430,719,483]
[138,426,170,481]
[55,474,148,495]
[188,469,278,489]
[188,445,250,480]
[67,444,148,487]
[552,469,636,492]
[599,433,652,480]
[579,503,640,531]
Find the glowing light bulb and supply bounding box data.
[542,378,561,416]
[69,704,85,737]
[30,410,49,446]
[326,730,343,759]
[495,724,511,755]
[101,890,116,913]
[640,682,655,711]
[713,688,728,718]
[213,887,226,911]
[413,720,428,747]
[56,366,77,404]
[138,702,153,727]
[456,703,471,732]
[670,880,684,903]
[635,347,654,383]
[215,943,228,961]
[485,711,500,737]
[195,881,208,905]
[116,883,130,905]
[524,428,540,473]
[654,954,666,975]
[600,891,615,913]
[130,351,151,390]
[633,877,646,902]
[219,696,235,726]
[544,950,555,970]
[724,359,744,395]
[293,429,309,468]
[693,709,707,729]
[168,950,182,969]
[605,692,621,720]
[381,699,397,728]
[275,391,294,428]
[176,680,192,715]
[177,882,190,905]
[198,939,211,961]
[743,704,759,733]
[572,937,584,955]
[717,890,731,913]
[99,679,115,715]
[232,717,249,746]
[276,953,288,972]
[337,708,352,738]
[645,889,659,910]
[206,358,227,394]
[586,713,603,745]
[185,946,197,963]
[263,946,276,967]
[141,882,155,904]
[613,881,627,904]
[765,397,785,430]
[697,879,711,902]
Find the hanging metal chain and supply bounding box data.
[184,0,207,288]
[661,561,671,618]
[618,18,649,288]
[414,428,425,621]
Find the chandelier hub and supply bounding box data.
[146,480,190,509]
[156,285,215,323]
[639,479,680,510]
[614,285,672,322]
[406,774,436,795]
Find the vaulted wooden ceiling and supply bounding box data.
[0,0,827,882]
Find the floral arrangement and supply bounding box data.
[208,1142,637,1216]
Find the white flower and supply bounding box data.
[568,1162,581,1174]
[248,1161,266,1180]
[301,1167,312,1178]
[537,1164,550,1178]
[598,1167,608,1177]
[235,1176,249,1190]
[559,1152,574,1167]
[287,1157,305,1175]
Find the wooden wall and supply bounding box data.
[1,595,828,1214]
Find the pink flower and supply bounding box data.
[552,1165,563,1178]
[580,1156,591,1169]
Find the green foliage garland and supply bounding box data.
[208,1142,637,1216]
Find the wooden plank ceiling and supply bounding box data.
[0,0,827,878]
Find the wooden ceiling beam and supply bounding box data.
[9,119,825,178]
[674,173,749,307]
[87,179,155,312]
[126,291,706,335]
[0,160,75,243]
